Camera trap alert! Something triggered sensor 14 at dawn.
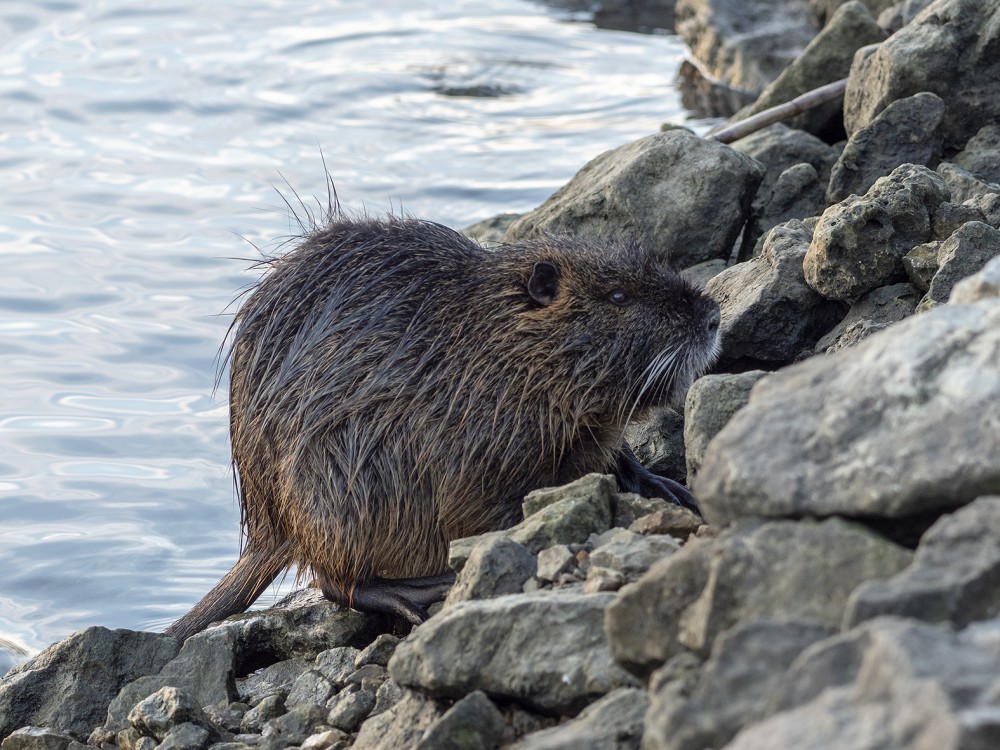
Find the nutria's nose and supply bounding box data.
[706,306,721,338]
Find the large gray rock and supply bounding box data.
[675,0,818,93]
[504,129,764,268]
[390,590,639,714]
[936,162,1000,204]
[353,691,443,750]
[746,163,827,254]
[643,620,833,750]
[953,125,1000,185]
[951,255,1000,303]
[105,602,386,733]
[0,628,179,741]
[804,164,949,300]
[725,617,1000,750]
[707,220,847,364]
[731,125,840,208]
[828,92,946,203]
[737,1,886,137]
[695,299,1000,524]
[813,282,920,354]
[605,518,911,674]
[921,221,1000,309]
[845,496,1000,628]
[411,690,507,750]
[444,535,536,606]
[509,687,648,750]
[844,0,1000,151]
[683,371,768,484]
[0,727,78,750]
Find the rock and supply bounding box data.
[683,371,768,484]
[844,0,1000,151]
[353,691,444,750]
[932,200,988,240]
[301,729,349,750]
[731,125,840,209]
[738,1,887,138]
[508,687,648,749]
[844,496,1000,628]
[536,545,576,582]
[810,0,898,26]
[708,220,846,364]
[827,92,946,204]
[522,473,615,519]
[0,627,179,741]
[679,259,728,289]
[106,600,386,734]
[589,529,680,583]
[606,519,911,673]
[936,162,1000,204]
[445,535,536,605]
[604,533,711,678]
[609,493,677,529]
[920,221,1000,309]
[462,213,521,244]
[876,0,935,32]
[951,255,1000,303]
[695,299,1000,524]
[902,242,940,291]
[128,687,213,742]
[813,282,920,353]
[966,192,1000,229]
[285,669,335,711]
[0,727,77,750]
[157,723,211,750]
[726,617,1000,750]
[202,705,244,735]
[625,408,686,485]
[326,689,376,731]
[106,628,240,734]
[354,635,400,669]
[240,695,285,734]
[390,590,638,714]
[953,124,1000,185]
[371,679,404,717]
[504,129,764,268]
[643,620,833,750]
[414,690,507,750]
[509,475,613,553]
[804,163,949,300]
[675,0,818,93]
[747,163,827,255]
[628,507,703,540]
[259,704,325,750]
[236,656,310,706]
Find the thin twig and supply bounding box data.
[706,78,848,144]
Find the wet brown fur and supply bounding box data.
[166,212,718,640]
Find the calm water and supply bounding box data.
[0,0,708,661]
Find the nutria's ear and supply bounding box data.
[528,262,560,305]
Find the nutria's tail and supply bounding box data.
[165,541,289,641]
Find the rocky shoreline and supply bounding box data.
[3,0,1000,748]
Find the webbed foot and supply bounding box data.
[613,445,700,514]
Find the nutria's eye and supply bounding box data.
[608,290,632,307]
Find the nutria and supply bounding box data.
[165,212,719,640]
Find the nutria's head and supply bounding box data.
[496,234,720,425]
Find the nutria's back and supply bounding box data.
[166,214,719,639]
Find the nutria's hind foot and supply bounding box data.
[322,573,457,625]
[613,445,701,515]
